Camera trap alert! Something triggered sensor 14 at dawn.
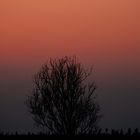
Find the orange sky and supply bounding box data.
[0,1,140,51]
[0,0,140,85]
[0,0,140,131]
[0,0,140,76]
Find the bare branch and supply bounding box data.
[26,56,101,135]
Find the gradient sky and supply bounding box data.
[0,0,140,133]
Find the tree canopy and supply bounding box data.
[27,56,101,135]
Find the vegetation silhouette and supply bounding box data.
[0,128,140,137]
[26,56,101,135]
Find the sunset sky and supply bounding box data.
[0,0,140,132]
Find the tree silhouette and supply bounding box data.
[26,56,101,135]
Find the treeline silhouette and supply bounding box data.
[0,128,140,136]
[0,56,138,137]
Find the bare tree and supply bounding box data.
[26,56,101,135]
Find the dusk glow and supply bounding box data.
[0,0,140,133]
